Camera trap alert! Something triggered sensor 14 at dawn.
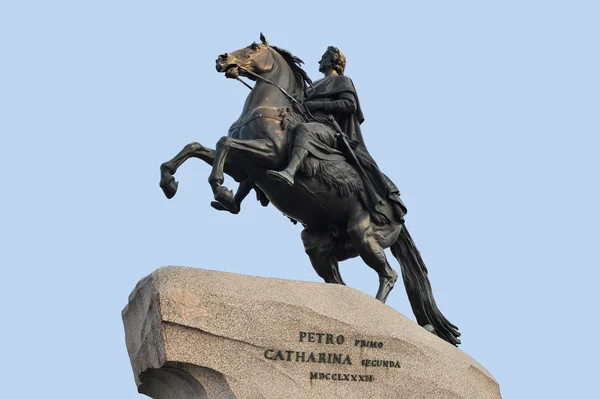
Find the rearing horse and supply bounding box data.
[159,34,461,346]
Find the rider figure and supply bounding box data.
[267,46,406,225]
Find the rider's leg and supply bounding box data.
[267,122,336,187]
[266,147,308,187]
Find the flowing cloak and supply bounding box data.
[298,75,407,224]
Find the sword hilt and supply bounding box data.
[327,115,343,135]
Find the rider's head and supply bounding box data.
[319,46,346,75]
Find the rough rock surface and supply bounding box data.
[123,266,502,399]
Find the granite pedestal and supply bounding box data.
[123,266,502,398]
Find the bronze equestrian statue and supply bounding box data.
[159,34,461,346]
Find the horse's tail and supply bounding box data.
[390,225,461,346]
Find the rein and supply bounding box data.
[230,47,320,123]
[234,76,253,90]
[237,65,304,109]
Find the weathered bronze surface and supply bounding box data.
[159,34,461,345]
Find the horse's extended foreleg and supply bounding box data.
[160,142,245,199]
[210,179,253,214]
[208,137,277,210]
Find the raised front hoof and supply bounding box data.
[211,200,239,214]
[214,187,239,214]
[266,169,294,187]
[160,176,179,199]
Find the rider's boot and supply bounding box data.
[267,148,308,187]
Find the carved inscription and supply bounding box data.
[310,372,374,382]
[264,349,352,365]
[262,331,402,382]
[355,339,384,348]
[299,331,345,345]
[361,359,402,368]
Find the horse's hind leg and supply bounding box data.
[347,207,399,303]
[301,228,345,285]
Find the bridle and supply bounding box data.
[237,64,304,109]
[226,44,321,123]
[230,45,304,109]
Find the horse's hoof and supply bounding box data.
[211,201,227,211]
[211,201,240,214]
[375,277,395,303]
[214,187,239,214]
[266,169,294,187]
[423,324,437,335]
[160,176,178,199]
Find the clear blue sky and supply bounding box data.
[1,1,598,397]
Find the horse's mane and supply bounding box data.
[272,46,313,101]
